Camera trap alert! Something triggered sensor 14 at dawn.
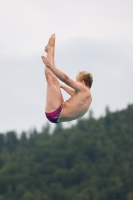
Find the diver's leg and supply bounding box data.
[44,34,56,78]
[44,34,64,112]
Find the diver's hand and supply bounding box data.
[41,56,51,68]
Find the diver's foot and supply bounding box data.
[45,34,55,53]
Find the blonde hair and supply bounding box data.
[76,71,93,88]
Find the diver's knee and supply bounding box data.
[51,77,59,85]
[47,76,59,85]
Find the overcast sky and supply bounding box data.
[0,0,133,134]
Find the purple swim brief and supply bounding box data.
[45,105,63,123]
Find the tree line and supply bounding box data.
[0,104,133,200]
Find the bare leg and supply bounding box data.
[44,34,56,79]
[44,34,64,112]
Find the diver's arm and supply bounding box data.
[41,56,82,91]
[60,83,74,96]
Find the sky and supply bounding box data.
[0,0,133,134]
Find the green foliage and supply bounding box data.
[0,104,133,200]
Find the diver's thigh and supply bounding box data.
[45,84,64,112]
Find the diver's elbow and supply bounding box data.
[62,75,69,83]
